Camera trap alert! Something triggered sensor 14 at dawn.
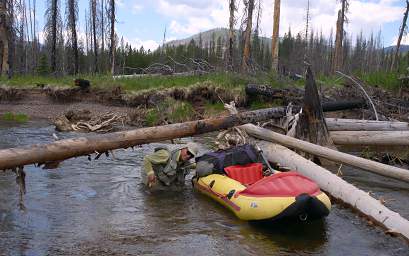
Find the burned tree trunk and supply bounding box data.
[241,0,255,72]
[391,0,409,72]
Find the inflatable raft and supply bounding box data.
[193,146,331,221]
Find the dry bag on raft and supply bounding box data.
[195,144,261,177]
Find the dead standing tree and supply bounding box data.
[44,0,62,75]
[391,0,409,72]
[271,0,280,72]
[241,0,255,72]
[108,0,115,75]
[91,0,98,73]
[295,66,335,163]
[0,0,10,77]
[66,0,79,75]
[228,0,236,70]
[332,0,348,73]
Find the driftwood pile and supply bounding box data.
[53,109,127,133]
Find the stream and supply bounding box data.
[0,121,408,256]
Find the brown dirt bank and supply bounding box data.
[0,83,245,121]
[1,82,408,125]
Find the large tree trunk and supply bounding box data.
[256,140,409,241]
[326,118,409,131]
[0,0,9,77]
[242,124,409,183]
[391,0,409,72]
[228,0,235,70]
[241,0,255,72]
[271,0,280,72]
[0,107,286,170]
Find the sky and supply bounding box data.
[34,0,408,51]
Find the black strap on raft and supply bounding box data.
[254,144,276,175]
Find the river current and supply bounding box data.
[0,121,408,255]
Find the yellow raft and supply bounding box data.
[193,170,331,221]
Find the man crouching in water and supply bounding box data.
[142,143,198,190]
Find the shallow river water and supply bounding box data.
[0,121,408,256]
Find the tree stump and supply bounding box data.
[295,66,335,163]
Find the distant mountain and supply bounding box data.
[385,45,409,53]
[165,28,272,48]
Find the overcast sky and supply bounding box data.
[35,0,407,51]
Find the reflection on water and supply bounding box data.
[0,121,408,256]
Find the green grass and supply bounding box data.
[0,72,272,92]
[144,99,196,126]
[2,112,29,122]
[2,71,403,96]
[359,71,401,91]
[203,102,226,117]
[168,101,195,123]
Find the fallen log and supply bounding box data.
[257,140,409,242]
[327,118,409,131]
[0,107,286,170]
[245,84,300,99]
[330,131,409,146]
[322,100,366,112]
[242,124,409,183]
[245,84,366,112]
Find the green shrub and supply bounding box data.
[2,112,29,122]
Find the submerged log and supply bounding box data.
[330,131,409,146]
[0,107,286,170]
[257,140,409,241]
[242,124,409,183]
[327,118,409,131]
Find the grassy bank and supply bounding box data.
[0,72,271,91]
[0,71,403,95]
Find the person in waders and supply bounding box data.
[142,143,198,190]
